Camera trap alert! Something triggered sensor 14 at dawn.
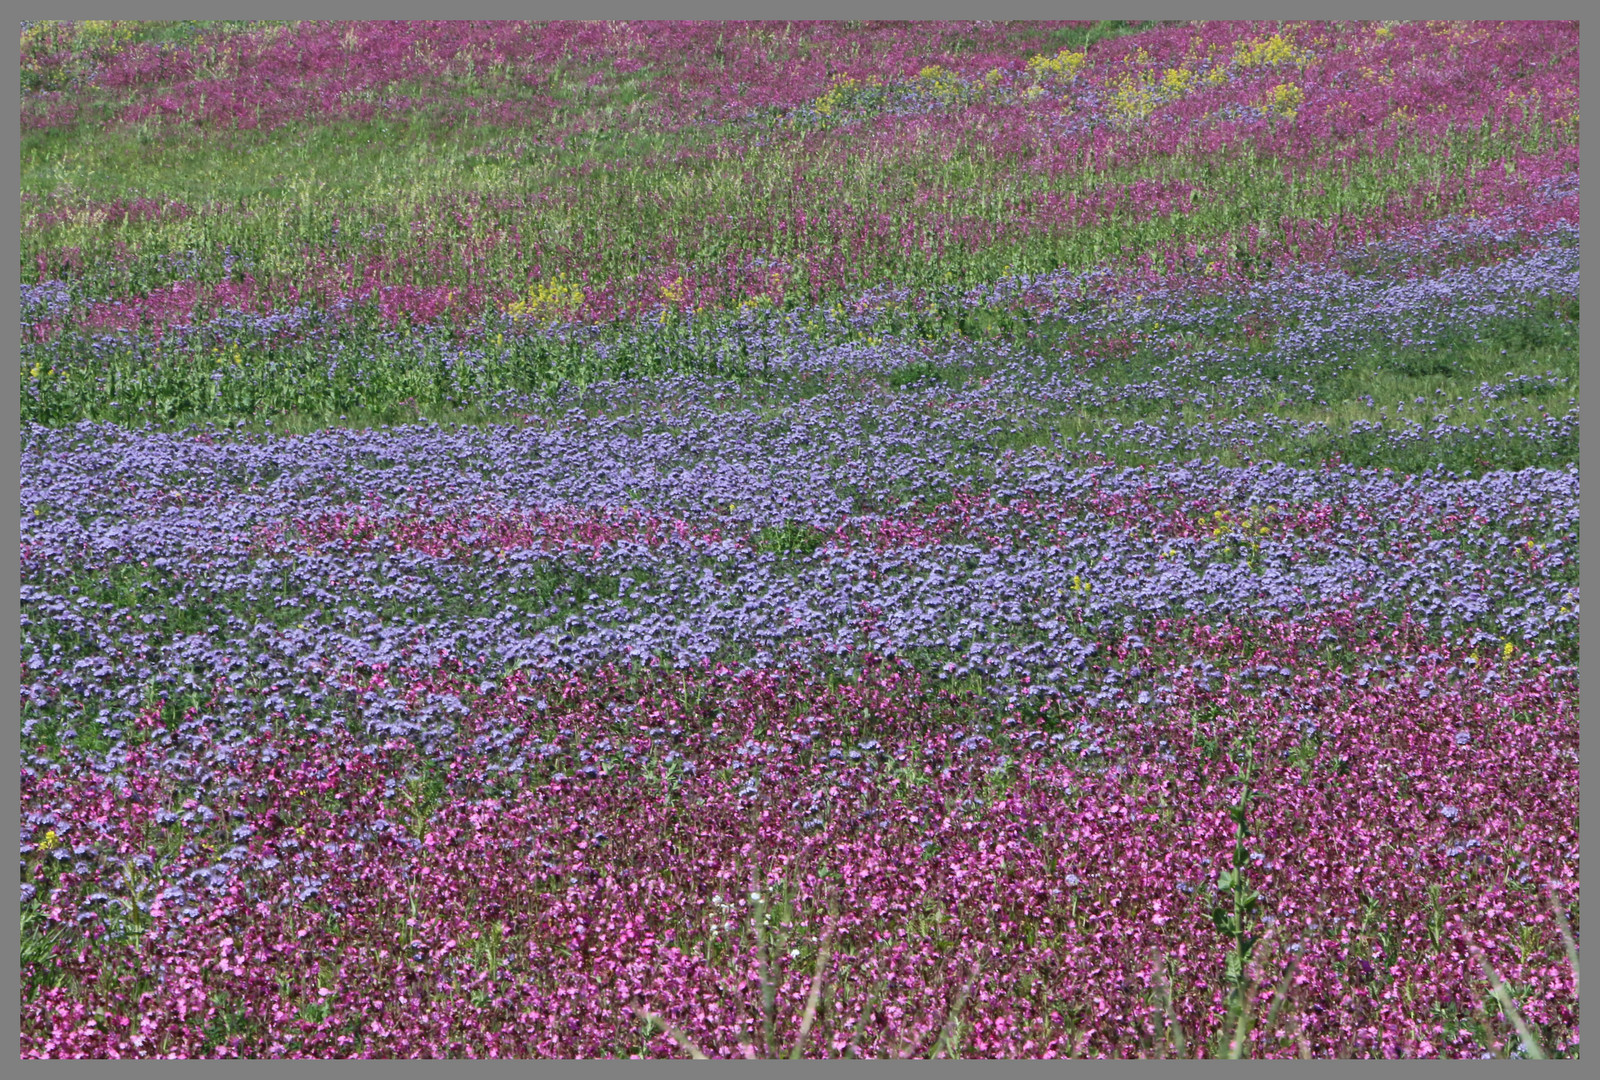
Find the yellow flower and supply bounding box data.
[1268,82,1305,121]
[1236,32,1310,69]
[1026,48,1086,82]
[507,276,585,324]
[1160,67,1195,97]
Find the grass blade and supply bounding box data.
[749,869,778,1058]
[1154,953,1188,1059]
[1288,1011,1313,1059]
[787,902,839,1060]
[1548,882,1579,1000]
[1473,944,1548,1060]
[1259,954,1300,1048]
[633,1000,710,1060]
[926,961,980,1059]
[1224,990,1255,1060]
[843,981,885,1059]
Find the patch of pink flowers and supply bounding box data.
[20,21,1577,332]
[21,613,1577,1057]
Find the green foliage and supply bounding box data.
[21,20,293,95]
[754,522,831,557]
[1045,21,1155,54]
[20,294,1578,481]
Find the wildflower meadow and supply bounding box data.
[19,20,1579,1058]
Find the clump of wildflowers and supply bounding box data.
[1233,31,1313,70]
[1267,82,1304,121]
[505,276,586,325]
[1025,47,1087,83]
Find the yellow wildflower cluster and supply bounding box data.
[659,276,704,323]
[1234,31,1314,69]
[1504,86,1549,129]
[23,19,111,48]
[1107,73,1162,126]
[808,66,982,123]
[21,20,141,91]
[1204,508,1271,564]
[75,20,142,47]
[1104,63,1217,126]
[1160,65,1196,97]
[20,19,140,58]
[1208,508,1272,538]
[1098,49,1242,128]
[1267,82,1305,121]
[1467,639,1520,664]
[505,276,585,324]
[1025,48,1087,82]
[811,74,866,118]
[915,64,976,105]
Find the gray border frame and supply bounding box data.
[11,1,1588,1074]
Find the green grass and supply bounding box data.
[1044,20,1159,53]
[21,276,1579,483]
[20,21,296,95]
[23,94,1567,320]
